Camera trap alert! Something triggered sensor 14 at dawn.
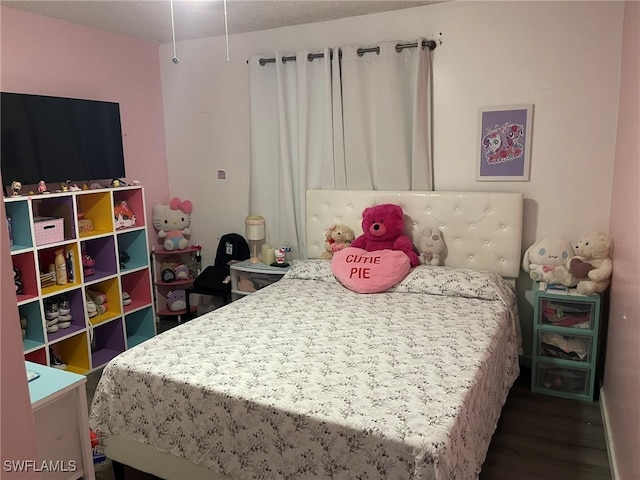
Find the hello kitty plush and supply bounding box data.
[153,197,192,251]
[274,248,286,265]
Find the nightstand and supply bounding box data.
[26,361,95,480]
[531,282,604,402]
[230,260,291,301]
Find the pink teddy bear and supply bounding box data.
[350,204,420,267]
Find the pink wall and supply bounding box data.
[0,6,170,224]
[605,1,640,478]
[0,6,169,468]
[1,200,41,478]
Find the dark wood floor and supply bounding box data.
[481,369,611,480]
[91,329,611,480]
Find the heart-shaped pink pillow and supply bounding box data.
[331,247,411,293]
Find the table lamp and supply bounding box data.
[245,215,265,264]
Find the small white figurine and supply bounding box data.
[11,181,22,196]
[275,249,286,264]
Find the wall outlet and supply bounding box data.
[217,170,226,180]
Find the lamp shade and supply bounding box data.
[245,215,265,241]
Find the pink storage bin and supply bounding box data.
[33,216,64,245]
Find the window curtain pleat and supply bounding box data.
[340,40,432,190]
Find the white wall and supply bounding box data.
[159,1,623,356]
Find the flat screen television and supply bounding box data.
[1,92,126,188]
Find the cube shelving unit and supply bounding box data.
[5,186,156,374]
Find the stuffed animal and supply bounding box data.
[114,200,136,229]
[159,255,182,282]
[522,236,574,282]
[553,231,613,295]
[166,290,186,312]
[321,224,355,260]
[350,204,420,267]
[418,227,445,266]
[174,264,189,280]
[153,197,192,251]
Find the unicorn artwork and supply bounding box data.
[481,121,525,165]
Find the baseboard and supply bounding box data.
[599,388,620,480]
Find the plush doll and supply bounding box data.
[522,237,574,282]
[321,224,355,260]
[350,204,420,267]
[114,200,136,229]
[553,231,613,295]
[174,264,190,280]
[153,197,192,251]
[418,227,445,266]
[166,290,186,312]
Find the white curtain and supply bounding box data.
[249,39,433,258]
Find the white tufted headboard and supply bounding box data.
[306,190,524,278]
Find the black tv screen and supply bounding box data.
[1,92,126,187]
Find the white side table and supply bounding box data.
[26,361,95,480]
[230,260,291,301]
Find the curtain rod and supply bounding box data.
[257,39,436,66]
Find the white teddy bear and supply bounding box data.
[553,231,613,295]
[418,227,445,266]
[522,237,574,282]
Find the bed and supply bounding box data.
[90,190,524,480]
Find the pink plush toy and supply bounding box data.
[350,204,420,267]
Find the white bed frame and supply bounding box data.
[102,190,524,480]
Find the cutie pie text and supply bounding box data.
[344,253,381,278]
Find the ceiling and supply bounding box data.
[1,0,435,44]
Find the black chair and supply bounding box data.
[185,233,250,315]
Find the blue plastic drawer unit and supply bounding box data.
[531,282,602,402]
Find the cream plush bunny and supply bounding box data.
[418,227,445,266]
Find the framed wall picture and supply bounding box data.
[476,104,533,181]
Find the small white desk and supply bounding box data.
[27,362,95,480]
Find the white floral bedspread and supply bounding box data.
[90,261,521,480]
